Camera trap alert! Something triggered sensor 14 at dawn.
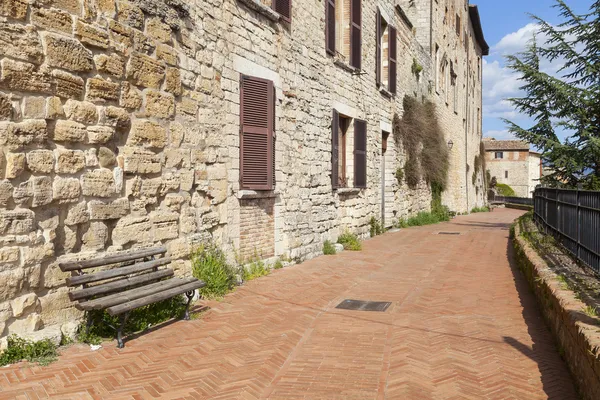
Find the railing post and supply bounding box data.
[576,188,580,260]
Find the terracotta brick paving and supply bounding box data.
[0,208,578,399]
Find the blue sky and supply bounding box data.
[479,0,589,141]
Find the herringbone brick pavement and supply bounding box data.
[0,209,578,399]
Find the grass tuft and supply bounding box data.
[192,243,236,299]
[338,232,362,251]
[323,240,337,255]
[0,335,58,367]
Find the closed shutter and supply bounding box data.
[325,0,335,55]
[272,85,276,187]
[331,109,339,188]
[274,0,291,23]
[240,75,274,190]
[350,0,362,69]
[375,8,381,86]
[354,119,367,188]
[389,26,397,94]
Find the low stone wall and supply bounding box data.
[513,221,600,400]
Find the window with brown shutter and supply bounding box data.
[350,0,362,69]
[240,75,274,190]
[331,109,339,188]
[375,8,381,86]
[389,25,397,94]
[353,119,367,188]
[325,0,335,55]
[273,0,292,23]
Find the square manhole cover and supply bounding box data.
[335,299,391,312]
[437,231,461,235]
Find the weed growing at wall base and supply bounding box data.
[323,240,337,255]
[471,206,490,213]
[192,244,236,298]
[0,335,58,367]
[338,232,362,251]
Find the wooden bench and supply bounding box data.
[59,247,206,348]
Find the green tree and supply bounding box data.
[503,1,600,189]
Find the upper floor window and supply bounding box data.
[273,0,292,22]
[326,0,362,69]
[495,152,504,159]
[376,8,397,94]
[455,14,461,36]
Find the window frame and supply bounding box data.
[495,152,504,159]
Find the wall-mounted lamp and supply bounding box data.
[447,140,454,150]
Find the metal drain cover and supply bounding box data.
[335,299,391,312]
[438,231,461,235]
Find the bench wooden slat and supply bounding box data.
[76,277,199,311]
[69,269,174,301]
[59,247,167,272]
[107,280,206,316]
[66,258,172,287]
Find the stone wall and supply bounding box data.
[486,150,531,197]
[0,0,487,342]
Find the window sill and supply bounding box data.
[237,190,278,199]
[379,87,393,98]
[336,187,362,195]
[333,58,360,74]
[237,0,281,22]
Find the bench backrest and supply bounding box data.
[59,247,172,302]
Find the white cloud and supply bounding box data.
[483,130,516,140]
[492,23,544,56]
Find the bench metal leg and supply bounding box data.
[85,313,94,336]
[183,290,195,321]
[116,312,130,349]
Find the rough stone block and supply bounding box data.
[86,77,120,102]
[128,119,167,148]
[0,0,28,20]
[5,120,48,149]
[56,149,85,174]
[63,99,98,124]
[164,67,182,95]
[98,146,116,167]
[75,20,109,48]
[119,82,142,109]
[132,29,155,54]
[108,20,132,49]
[31,176,53,207]
[43,33,93,72]
[81,168,116,197]
[85,148,98,167]
[11,293,38,318]
[164,148,190,169]
[94,53,124,77]
[51,0,82,14]
[22,96,46,119]
[0,23,43,64]
[65,201,89,225]
[0,92,12,120]
[156,44,178,66]
[12,180,32,206]
[144,90,174,118]
[0,180,13,206]
[53,176,81,202]
[117,2,144,29]
[26,150,54,174]
[96,0,116,15]
[87,125,114,144]
[0,246,19,264]
[0,209,35,235]
[178,97,198,116]
[31,7,73,34]
[1,59,53,94]
[45,96,64,119]
[81,221,108,251]
[53,120,86,142]
[100,106,130,128]
[88,198,129,220]
[5,152,25,179]
[112,215,152,246]
[145,17,171,43]
[151,211,179,240]
[122,147,161,174]
[52,69,85,99]
[126,53,165,89]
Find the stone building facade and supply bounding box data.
[0,0,487,342]
[483,139,542,197]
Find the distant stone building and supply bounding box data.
[483,139,542,197]
[0,0,487,342]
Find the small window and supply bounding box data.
[326,0,361,69]
[331,110,367,189]
[376,9,396,94]
[456,14,461,36]
[273,0,292,22]
[505,171,509,179]
[495,152,504,159]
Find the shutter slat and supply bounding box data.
[389,26,397,94]
[326,0,336,55]
[354,119,367,188]
[350,0,362,69]
[274,0,292,22]
[240,76,274,190]
[376,8,381,86]
[332,109,339,188]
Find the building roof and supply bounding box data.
[483,139,530,151]
[469,5,489,56]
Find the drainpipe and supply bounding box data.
[465,42,470,212]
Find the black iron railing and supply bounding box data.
[534,187,600,274]
[491,195,534,206]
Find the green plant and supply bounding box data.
[0,335,58,367]
[471,206,490,213]
[323,240,337,255]
[338,232,362,251]
[496,183,517,197]
[243,258,270,281]
[191,244,236,299]
[556,274,570,290]
[395,167,404,185]
[369,217,384,237]
[273,259,284,269]
[411,58,423,77]
[583,305,598,318]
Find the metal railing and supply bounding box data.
[491,195,534,206]
[534,187,600,274]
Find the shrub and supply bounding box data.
[191,244,236,299]
[411,58,423,77]
[369,217,384,237]
[338,232,362,251]
[273,259,284,269]
[0,335,58,367]
[323,240,337,255]
[395,167,404,185]
[471,206,490,213]
[496,183,517,197]
[243,258,270,281]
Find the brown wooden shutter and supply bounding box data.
[272,85,276,187]
[350,0,362,69]
[354,119,367,188]
[389,26,397,94]
[274,0,291,23]
[325,0,335,55]
[331,109,339,188]
[240,75,274,190]
[375,8,381,86]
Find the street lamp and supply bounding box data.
[447,140,454,150]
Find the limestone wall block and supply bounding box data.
[0,209,34,235]
[0,92,12,120]
[85,148,98,167]
[108,20,133,50]
[112,215,152,246]
[88,198,129,220]
[145,17,172,44]
[132,28,156,54]
[75,20,110,48]
[119,81,143,109]
[31,176,53,207]
[31,7,73,34]
[0,180,12,206]
[0,268,25,302]
[117,2,144,29]
[52,69,85,99]
[51,0,82,15]
[81,168,116,197]
[0,246,19,265]
[3,119,48,150]
[0,23,44,64]
[53,120,87,142]
[7,313,42,334]
[45,96,64,119]
[150,211,179,241]
[87,125,115,144]
[99,105,130,128]
[26,150,55,174]
[1,59,53,95]
[128,119,167,148]
[81,221,108,250]
[37,287,83,327]
[164,67,182,95]
[42,33,93,72]
[10,293,38,318]
[0,0,28,20]
[94,53,125,77]
[65,201,89,225]
[97,146,116,168]
[5,152,25,179]
[126,52,165,89]
[144,90,175,118]
[63,99,98,124]
[86,77,120,102]
[157,45,178,67]
[22,96,46,119]
[53,176,81,202]
[56,149,85,174]
[96,0,116,15]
